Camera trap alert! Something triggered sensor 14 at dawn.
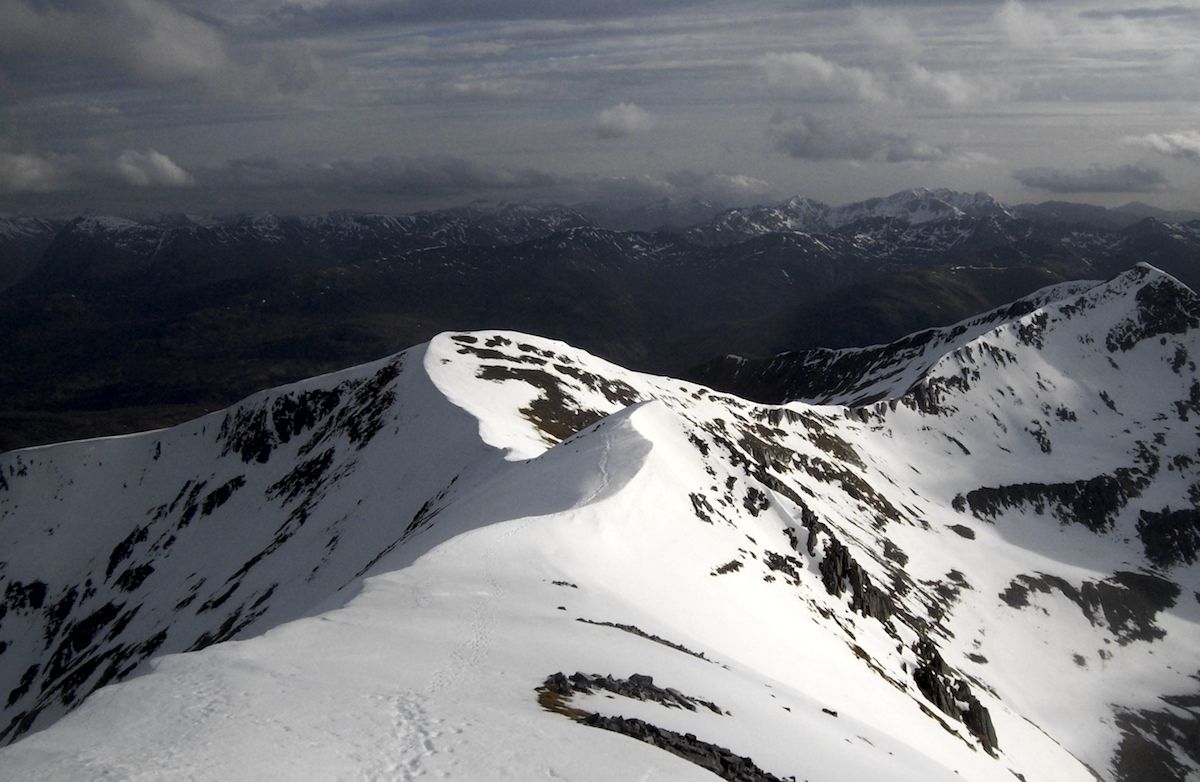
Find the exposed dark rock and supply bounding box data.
[1106,273,1200,352]
[1000,571,1179,645]
[336,360,402,449]
[476,365,607,442]
[541,672,722,715]
[576,619,710,661]
[955,471,1144,533]
[105,526,149,580]
[912,636,999,754]
[742,487,769,516]
[947,524,976,540]
[1112,676,1200,782]
[553,363,641,406]
[45,602,123,683]
[174,481,208,530]
[4,665,38,709]
[690,492,717,524]
[579,714,786,782]
[762,551,803,584]
[267,447,335,508]
[220,407,275,464]
[41,588,77,648]
[813,526,893,623]
[200,476,246,516]
[537,672,784,781]
[113,564,154,592]
[3,580,48,613]
[1137,508,1200,568]
[269,389,342,446]
[218,359,400,464]
[712,560,743,576]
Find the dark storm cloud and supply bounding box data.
[258,0,723,33]
[0,147,780,216]
[195,157,776,206]
[1013,164,1168,193]
[769,113,950,163]
[0,0,339,99]
[202,155,563,196]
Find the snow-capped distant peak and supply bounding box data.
[826,188,1009,228]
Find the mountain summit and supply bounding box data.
[685,187,1013,245]
[0,265,1197,781]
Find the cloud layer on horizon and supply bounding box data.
[1013,163,1168,194]
[0,0,1197,213]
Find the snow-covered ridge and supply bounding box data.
[754,278,1100,407]
[0,265,1197,781]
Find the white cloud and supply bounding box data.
[854,8,920,55]
[1122,130,1200,163]
[595,103,655,139]
[900,65,1012,107]
[0,150,72,193]
[115,149,195,187]
[0,145,194,192]
[761,52,887,103]
[762,52,1008,108]
[994,0,1058,47]
[707,173,771,198]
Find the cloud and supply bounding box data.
[854,7,920,54]
[769,113,949,163]
[761,52,887,103]
[0,0,229,84]
[761,52,1007,108]
[1081,5,1200,22]
[1122,130,1200,163]
[661,170,773,201]
[595,103,655,139]
[994,0,1058,47]
[0,150,73,193]
[261,0,720,31]
[899,65,1012,107]
[0,0,337,99]
[1013,163,1167,193]
[421,77,534,102]
[208,155,562,197]
[0,145,193,193]
[0,143,783,215]
[115,150,195,187]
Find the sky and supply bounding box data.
[1,0,1198,216]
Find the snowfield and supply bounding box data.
[0,264,1197,781]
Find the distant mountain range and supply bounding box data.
[1,264,1196,781]
[1,189,1198,450]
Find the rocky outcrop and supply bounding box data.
[912,638,999,755]
[538,672,785,782]
[580,714,787,782]
[541,672,723,715]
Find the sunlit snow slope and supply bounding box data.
[0,264,1197,782]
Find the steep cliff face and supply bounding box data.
[0,265,1197,781]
